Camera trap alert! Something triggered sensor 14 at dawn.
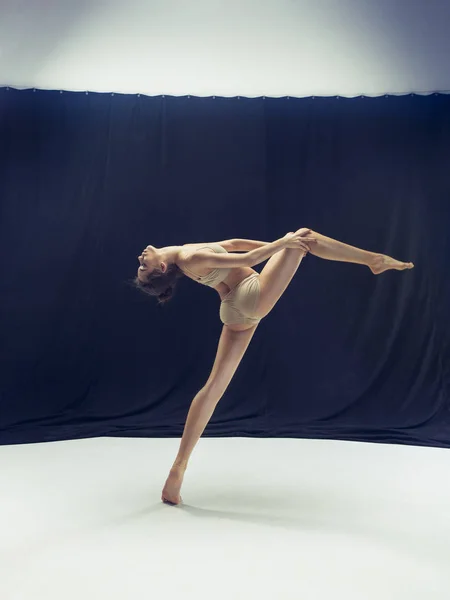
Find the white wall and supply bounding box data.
[1,0,449,97]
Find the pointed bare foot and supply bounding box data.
[161,467,185,505]
[369,254,414,275]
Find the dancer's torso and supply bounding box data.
[179,243,257,300]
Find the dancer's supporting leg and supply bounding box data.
[162,325,258,505]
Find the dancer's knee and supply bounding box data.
[295,227,314,235]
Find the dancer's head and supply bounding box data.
[134,245,183,304]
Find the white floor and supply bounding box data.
[1,436,450,600]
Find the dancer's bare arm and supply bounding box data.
[226,238,269,251]
[184,239,266,252]
[184,231,316,270]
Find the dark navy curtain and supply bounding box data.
[1,88,449,447]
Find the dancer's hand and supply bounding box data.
[282,229,317,252]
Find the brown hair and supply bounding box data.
[133,264,185,304]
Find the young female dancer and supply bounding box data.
[135,228,413,504]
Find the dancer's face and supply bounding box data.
[137,245,166,282]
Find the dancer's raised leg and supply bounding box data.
[256,227,414,318]
[308,230,414,274]
[256,246,308,318]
